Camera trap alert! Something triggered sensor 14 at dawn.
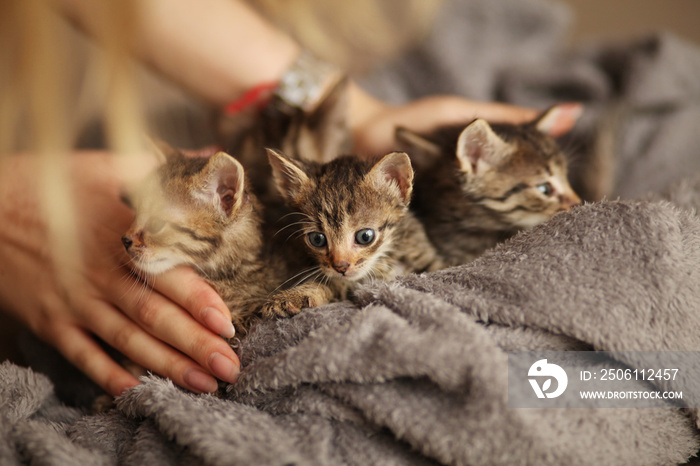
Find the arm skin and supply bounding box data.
[55,0,537,153]
[3,0,535,396]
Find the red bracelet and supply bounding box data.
[223,82,278,115]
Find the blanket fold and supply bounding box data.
[3,205,700,465]
[4,0,700,464]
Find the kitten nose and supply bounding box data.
[332,261,350,275]
[121,236,134,251]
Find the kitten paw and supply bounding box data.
[262,293,316,318]
[92,394,116,413]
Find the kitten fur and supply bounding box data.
[220,77,351,207]
[396,104,582,266]
[122,146,295,333]
[264,149,444,315]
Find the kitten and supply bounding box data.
[220,77,351,207]
[395,104,582,266]
[263,149,443,315]
[121,146,293,332]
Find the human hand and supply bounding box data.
[348,85,538,155]
[0,152,240,396]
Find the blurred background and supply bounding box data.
[561,0,699,45]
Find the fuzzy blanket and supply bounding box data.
[4,197,700,465]
[4,0,700,464]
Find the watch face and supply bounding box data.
[276,50,342,112]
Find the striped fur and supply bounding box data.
[396,107,581,266]
[122,148,291,332]
[264,149,443,315]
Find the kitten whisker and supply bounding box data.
[270,265,320,295]
[274,220,314,238]
[136,275,149,306]
[118,261,147,303]
[278,211,313,223]
[287,229,310,243]
[321,272,331,289]
[107,246,135,272]
[191,263,212,281]
[367,268,378,285]
[135,268,153,306]
[289,267,324,289]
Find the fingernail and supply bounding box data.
[183,368,218,393]
[209,352,240,384]
[202,307,235,339]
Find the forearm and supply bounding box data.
[52,0,536,156]
[55,0,300,106]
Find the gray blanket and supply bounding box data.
[3,198,700,465]
[4,0,700,464]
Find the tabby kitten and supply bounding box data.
[121,146,292,332]
[396,104,582,266]
[263,149,443,315]
[221,77,351,207]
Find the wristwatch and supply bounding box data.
[271,50,343,114]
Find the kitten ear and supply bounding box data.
[293,77,351,163]
[368,151,414,203]
[266,148,310,201]
[145,137,177,165]
[197,152,247,217]
[534,102,583,138]
[395,127,440,171]
[456,119,510,174]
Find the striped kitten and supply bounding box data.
[263,149,443,315]
[121,147,291,332]
[396,104,582,266]
[221,77,351,208]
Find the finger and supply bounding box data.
[353,98,539,155]
[442,99,539,125]
[105,270,240,385]
[52,324,140,397]
[85,297,224,393]
[152,266,235,338]
[403,97,538,132]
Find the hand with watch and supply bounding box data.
[3,0,536,399]
[223,49,537,156]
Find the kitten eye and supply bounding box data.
[307,232,327,248]
[536,182,554,196]
[147,217,167,233]
[355,228,375,245]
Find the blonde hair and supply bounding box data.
[0,0,441,270]
[0,0,144,273]
[1,0,443,154]
[249,0,442,73]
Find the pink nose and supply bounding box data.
[122,230,144,252]
[332,261,349,274]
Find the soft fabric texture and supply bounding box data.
[4,0,700,464]
[3,198,700,465]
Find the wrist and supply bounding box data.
[221,30,300,103]
[223,49,346,117]
[135,0,302,107]
[347,82,388,135]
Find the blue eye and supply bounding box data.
[307,232,327,248]
[536,182,554,196]
[355,228,375,245]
